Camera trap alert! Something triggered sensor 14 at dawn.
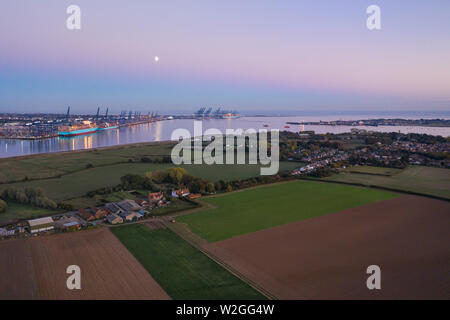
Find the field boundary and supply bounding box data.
[344,168,405,177]
[305,177,450,202]
[161,218,277,300]
[1,159,173,185]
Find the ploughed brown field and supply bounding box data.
[205,195,450,299]
[0,228,170,300]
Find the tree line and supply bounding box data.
[0,187,57,210]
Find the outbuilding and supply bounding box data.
[27,217,54,233]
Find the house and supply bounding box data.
[92,207,108,220]
[148,191,164,202]
[106,214,123,225]
[77,208,94,221]
[171,188,190,198]
[116,199,142,212]
[27,217,54,233]
[135,198,148,206]
[105,203,124,215]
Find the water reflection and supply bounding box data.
[0,117,449,159]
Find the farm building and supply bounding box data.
[27,217,54,233]
[0,228,15,237]
[54,217,82,230]
[106,214,123,225]
[120,211,140,222]
[105,203,124,215]
[116,199,142,212]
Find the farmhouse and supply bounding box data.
[106,214,123,225]
[77,208,95,221]
[92,207,109,220]
[172,188,190,198]
[148,191,164,202]
[27,217,54,233]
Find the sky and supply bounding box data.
[0,0,449,115]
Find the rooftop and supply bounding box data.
[28,217,54,227]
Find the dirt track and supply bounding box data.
[206,195,450,299]
[0,228,170,300]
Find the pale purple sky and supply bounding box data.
[0,0,449,114]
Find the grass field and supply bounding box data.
[323,165,450,199]
[0,202,61,222]
[0,142,175,183]
[1,162,300,202]
[178,180,398,242]
[152,199,198,216]
[344,166,403,176]
[111,224,265,300]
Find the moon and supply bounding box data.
[154,56,159,62]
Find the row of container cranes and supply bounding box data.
[194,107,240,119]
[0,107,164,139]
[57,107,163,137]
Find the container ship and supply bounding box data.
[58,122,98,137]
[98,122,119,131]
[58,121,119,137]
[221,112,241,119]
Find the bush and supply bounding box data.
[57,202,74,211]
[0,199,7,213]
[120,174,156,191]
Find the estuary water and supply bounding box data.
[0,116,449,159]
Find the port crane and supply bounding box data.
[66,106,70,123]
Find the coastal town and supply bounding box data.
[284,129,450,176]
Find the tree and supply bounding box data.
[181,174,195,186]
[0,199,7,213]
[206,182,215,194]
[167,167,188,186]
[144,172,152,180]
[152,170,169,184]
[191,178,208,194]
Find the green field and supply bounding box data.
[0,202,61,222]
[323,166,450,199]
[178,180,398,242]
[151,199,198,216]
[1,162,300,202]
[344,166,403,176]
[110,224,265,300]
[0,142,175,183]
